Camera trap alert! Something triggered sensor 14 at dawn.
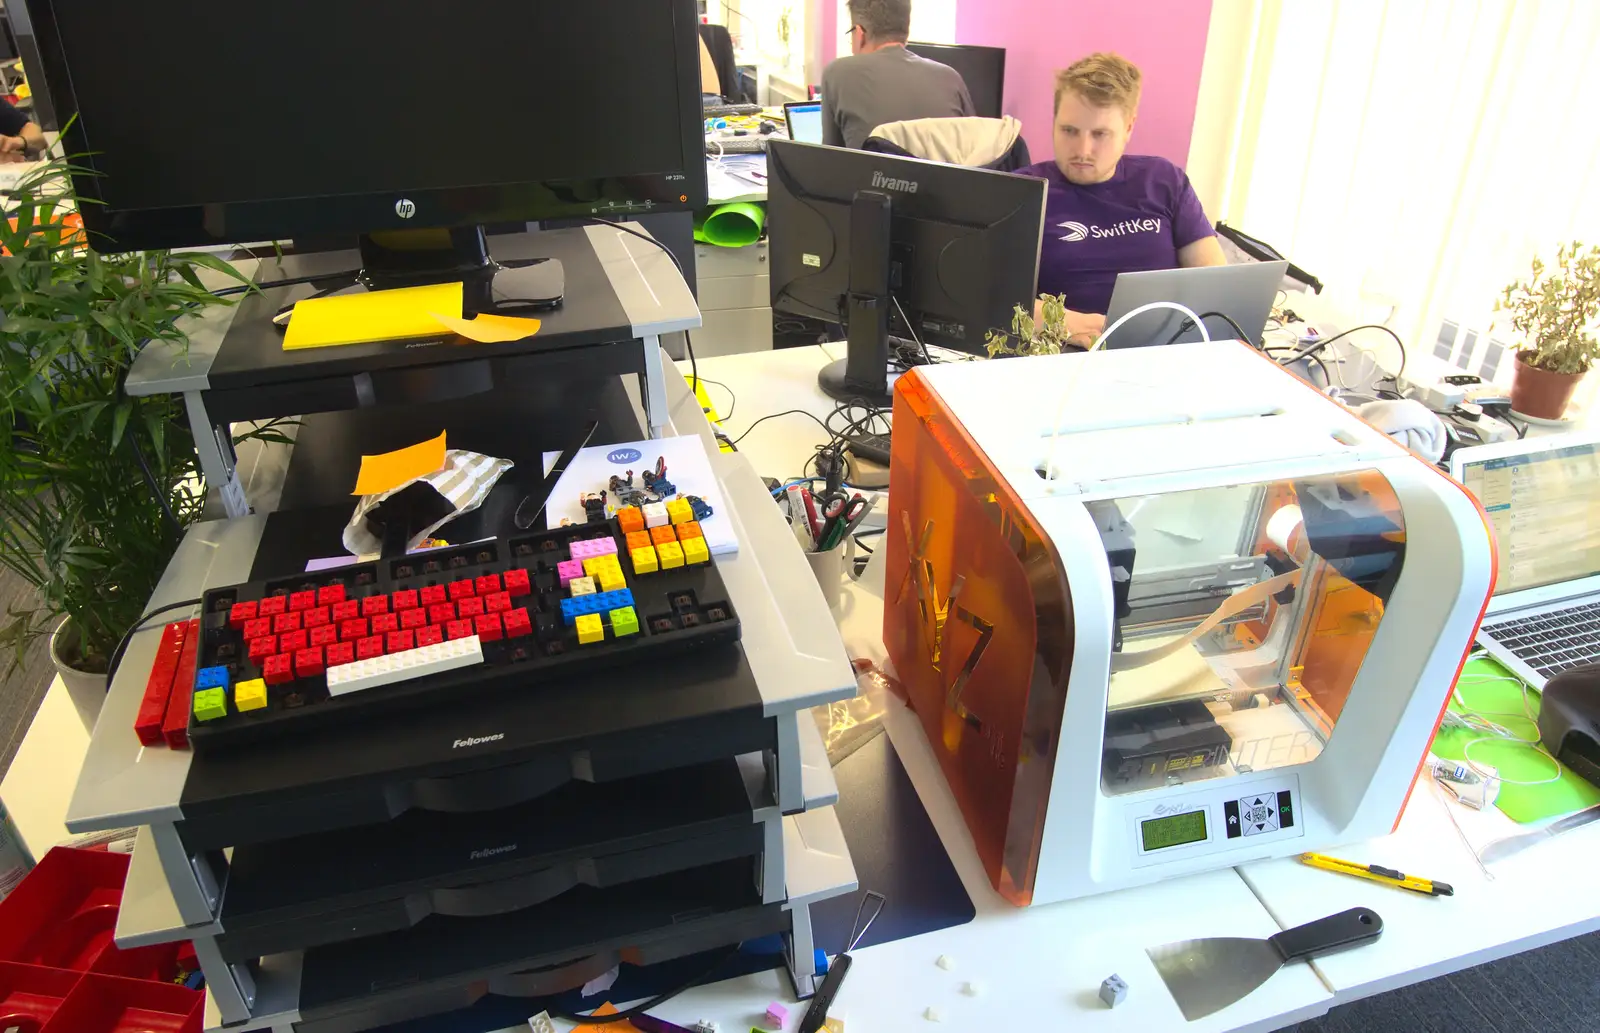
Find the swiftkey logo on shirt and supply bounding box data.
[1057,218,1162,242]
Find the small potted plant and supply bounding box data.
[1496,242,1600,420]
[0,157,276,728]
[985,294,1081,356]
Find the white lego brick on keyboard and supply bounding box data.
[643,501,669,528]
[325,635,484,697]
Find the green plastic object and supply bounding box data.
[699,201,766,247]
[610,605,640,638]
[192,687,228,723]
[1430,657,1600,823]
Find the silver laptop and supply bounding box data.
[1101,261,1288,349]
[1452,431,1600,687]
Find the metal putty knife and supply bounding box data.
[1147,907,1384,1021]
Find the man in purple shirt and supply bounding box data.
[1017,53,1225,345]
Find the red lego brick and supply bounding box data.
[386,630,415,653]
[258,595,287,617]
[326,641,355,668]
[162,620,202,749]
[420,584,448,606]
[135,621,188,745]
[400,607,427,630]
[243,616,273,641]
[278,629,309,654]
[272,611,302,634]
[341,618,369,641]
[504,568,532,597]
[484,591,511,614]
[294,647,325,678]
[416,624,444,648]
[448,579,476,600]
[370,611,399,635]
[332,599,360,622]
[317,584,347,607]
[457,596,485,618]
[475,574,502,595]
[503,608,532,639]
[310,624,339,648]
[262,653,294,686]
[474,612,503,642]
[355,635,385,661]
[228,600,258,629]
[302,606,331,628]
[392,589,420,611]
[446,619,475,640]
[361,594,390,617]
[247,636,277,662]
[428,602,457,624]
[289,590,317,612]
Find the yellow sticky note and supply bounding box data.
[282,282,464,351]
[430,311,542,343]
[352,431,447,497]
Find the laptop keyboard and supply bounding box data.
[1482,602,1600,679]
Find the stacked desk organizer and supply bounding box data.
[62,227,859,1032]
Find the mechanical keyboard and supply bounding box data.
[1481,601,1600,680]
[186,514,738,753]
[707,135,767,155]
[702,102,763,117]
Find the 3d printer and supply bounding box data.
[884,342,1495,905]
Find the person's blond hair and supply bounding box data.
[1054,52,1142,120]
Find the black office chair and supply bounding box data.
[698,24,751,104]
[863,117,1032,173]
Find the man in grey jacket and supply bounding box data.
[822,0,975,149]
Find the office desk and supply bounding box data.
[9,345,1600,1033]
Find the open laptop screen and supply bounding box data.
[785,102,823,145]
[1459,441,1600,595]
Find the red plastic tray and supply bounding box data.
[0,961,77,1033]
[0,848,178,979]
[40,973,202,1033]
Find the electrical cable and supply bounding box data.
[210,270,362,297]
[1265,346,1331,387]
[127,429,183,542]
[583,217,700,392]
[1446,672,1564,787]
[731,408,833,446]
[1164,310,1254,348]
[1280,324,1407,377]
[103,598,204,688]
[549,948,742,1025]
[890,294,932,366]
[697,376,737,421]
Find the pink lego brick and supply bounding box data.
[570,537,618,559]
[557,559,585,587]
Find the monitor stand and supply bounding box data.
[817,191,895,407]
[271,226,565,326]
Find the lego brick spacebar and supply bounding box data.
[326,635,484,696]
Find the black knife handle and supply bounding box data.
[799,954,852,1033]
[1268,907,1383,963]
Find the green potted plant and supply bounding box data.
[0,157,267,728]
[985,294,1082,357]
[1496,241,1600,420]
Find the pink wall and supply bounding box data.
[955,0,1212,169]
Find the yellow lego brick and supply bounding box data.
[569,576,597,597]
[575,613,605,645]
[598,569,627,593]
[234,678,269,713]
[631,545,658,574]
[682,535,710,566]
[666,498,693,525]
[582,557,603,577]
[657,540,685,570]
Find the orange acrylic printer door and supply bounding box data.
[883,371,1073,906]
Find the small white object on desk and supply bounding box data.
[934,954,954,971]
[643,501,669,528]
[325,635,483,696]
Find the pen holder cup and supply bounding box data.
[806,539,852,613]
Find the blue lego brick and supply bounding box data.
[595,589,635,612]
[194,665,230,692]
[560,589,637,627]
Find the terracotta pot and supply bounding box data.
[49,618,108,734]
[1510,352,1584,421]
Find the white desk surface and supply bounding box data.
[7,345,1598,1033]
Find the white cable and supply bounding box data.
[1449,673,1564,787]
[1042,301,1213,484]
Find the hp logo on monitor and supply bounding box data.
[394,198,417,219]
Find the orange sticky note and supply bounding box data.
[352,431,448,497]
[581,1003,632,1030]
[430,311,542,343]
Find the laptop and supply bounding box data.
[1452,431,1600,687]
[1100,261,1288,349]
[784,101,824,145]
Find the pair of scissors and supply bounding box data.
[819,493,870,551]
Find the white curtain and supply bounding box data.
[1201,0,1600,397]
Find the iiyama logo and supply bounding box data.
[452,733,505,749]
[395,198,417,219]
[871,171,918,194]
[470,844,518,860]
